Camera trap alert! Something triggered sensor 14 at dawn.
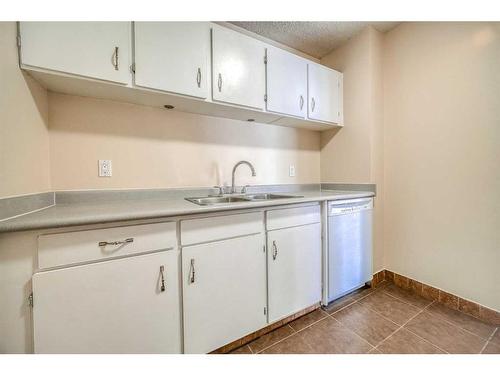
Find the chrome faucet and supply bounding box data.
[231,161,256,194]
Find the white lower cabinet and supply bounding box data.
[267,223,322,323]
[182,234,267,354]
[32,250,181,354]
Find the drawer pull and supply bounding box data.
[160,265,166,292]
[190,259,196,284]
[98,238,134,247]
[272,240,278,260]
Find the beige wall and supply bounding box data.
[320,27,385,272]
[0,22,51,198]
[383,22,500,310]
[48,93,320,190]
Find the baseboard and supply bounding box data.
[372,269,500,326]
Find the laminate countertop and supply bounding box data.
[0,189,374,234]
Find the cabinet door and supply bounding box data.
[211,25,266,110]
[134,22,209,98]
[182,234,267,353]
[308,63,342,123]
[19,22,131,84]
[32,251,181,353]
[266,47,307,118]
[267,223,321,323]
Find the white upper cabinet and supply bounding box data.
[307,63,343,124]
[19,22,131,85]
[211,25,266,110]
[133,22,210,99]
[265,46,307,118]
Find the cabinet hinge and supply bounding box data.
[28,292,33,308]
[130,63,136,74]
[264,55,267,64]
[264,307,267,315]
[264,94,267,102]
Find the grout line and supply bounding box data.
[325,288,376,316]
[329,314,376,350]
[399,309,450,354]
[480,327,498,354]
[423,301,495,342]
[381,288,433,310]
[247,344,254,354]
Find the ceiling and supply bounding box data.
[230,22,400,59]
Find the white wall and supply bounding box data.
[383,22,500,310]
[48,93,321,191]
[0,22,51,198]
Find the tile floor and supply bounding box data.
[229,282,499,354]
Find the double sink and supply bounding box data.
[186,193,303,206]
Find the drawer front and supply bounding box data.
[266,204,320,231]
[38,222,177,269]
[181,212,263,246]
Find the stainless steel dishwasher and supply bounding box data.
[326,197,373,303]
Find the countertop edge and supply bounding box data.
[0,191,375,234]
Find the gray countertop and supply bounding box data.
[0,189,374,233]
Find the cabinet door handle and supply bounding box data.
[217,73,222,92]
[190,259,196,283]
[196,68,202,88]
[98,237,133,247]
[272,240,278,260]
[311,97,315,112]
[299,95,304,110]
[159,265,166,292]
[112,46,119,71]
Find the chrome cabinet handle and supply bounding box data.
[299,95,304,110]
[160,265,166,292]
[112,46,119,71]
[311,97,315,112]
[98,238,133,247]
[217,73,222,92]
[196,68,202,88]
[190,259,196,283]
[272,240,278,260]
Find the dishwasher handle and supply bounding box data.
[329,198,373,215]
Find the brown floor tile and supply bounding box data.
[479,306,500,325]
[261,333,314,354]
[289,308,329,332]
[323,295,356,314]
[368,348,383,354]
[383,283,431,309]
[358,290,421,325]
[405,312,486,353]
[300,317,373,353]
[348,286,374,300]
[482,342,500,354]
[248,324,294,353]
[229,345,253,354]
[333,303,399,346]
[489,329,500,346]
[376,328,444,354]
[426,303,496,339]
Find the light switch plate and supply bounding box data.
[98,160,112,177]
[289,165,296,177]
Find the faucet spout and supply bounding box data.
[231,161,256,194]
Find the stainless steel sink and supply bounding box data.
[242,193,299,201]
[185,196,250,205]
[185,193,303,206]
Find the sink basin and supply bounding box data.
[185,196,250,205]
[185,193,303,206]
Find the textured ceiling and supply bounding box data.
[230,22,399,59]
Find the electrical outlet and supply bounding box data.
[289,165,296,177]
[98,160,112,177]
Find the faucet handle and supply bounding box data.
[212,185,224,196]
[241,185,251,194]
